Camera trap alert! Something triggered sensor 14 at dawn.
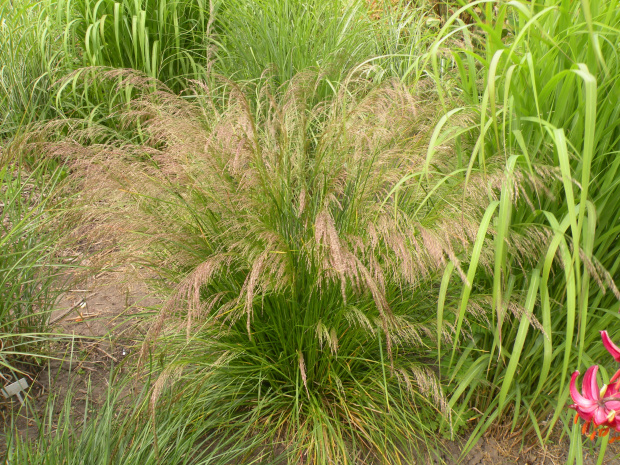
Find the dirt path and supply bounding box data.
[1,268,157,448]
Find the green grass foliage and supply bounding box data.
[0,0,63,137]
[60,0,217,88]
[2,0,620,462]
[50,0,378,90]
[0,160,67,376]
[425,0,620,457]
[215,0,373,88]
[4,373,257,464]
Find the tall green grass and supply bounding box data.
[425,0,620,457]
[0,160,68,377]
[4,370,274,464]
[0,0,64,138]
[365,0,442,82]
[52,0,381,91]
[4,0,620,460]
[1,0,442,141]
[215,0,373,88]
[1,0,441,142]
[57,0,218,89]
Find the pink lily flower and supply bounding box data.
[568,330,620,443]
[570,366,620,427]
[601,331,620,363]
[570,366,607,425]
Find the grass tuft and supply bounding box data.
[29,70,537,462]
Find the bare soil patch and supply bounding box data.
[1,268,157,449]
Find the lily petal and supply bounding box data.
[583,366,601,400]
[605,401,620,410]
[577,409,595,422]
[594,407,609,426]
[601,331,620,362]
[570,371,597,407]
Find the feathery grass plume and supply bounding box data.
[38,69,536,462]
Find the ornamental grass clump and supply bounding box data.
[31,70,537,462]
